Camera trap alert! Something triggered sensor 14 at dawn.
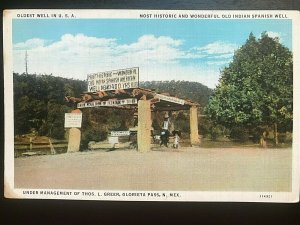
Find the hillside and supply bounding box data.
[13,73,86,138]
[140,80,212,107]
[13,73,213,142]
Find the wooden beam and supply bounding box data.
[152,106,191,111]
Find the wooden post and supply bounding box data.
[190,106,200,146]
[67,109,82,153]
[137,99,151,152]
[67,128,81,152]
[49,138,56,155]
[260,131,268,148]
[274,123,278,146]
[29,137,33,151]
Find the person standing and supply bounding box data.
[160,113,174,147]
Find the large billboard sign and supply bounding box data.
[87,67,139,92]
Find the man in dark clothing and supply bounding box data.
[160,114,173,147]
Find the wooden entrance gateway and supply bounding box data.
[66,87,200,152]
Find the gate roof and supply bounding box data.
[66,87,199,111]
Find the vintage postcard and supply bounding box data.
[3,9,300,202]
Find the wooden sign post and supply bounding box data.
[190,106,200,146]
[137,99,151,153]
[65,109,82,153]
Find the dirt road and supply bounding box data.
[15,147,292,192]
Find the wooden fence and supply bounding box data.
[14,138,68,157]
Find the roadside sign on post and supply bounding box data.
[108,136,119,144]
[111,131,130,136]
[64,113,82,128]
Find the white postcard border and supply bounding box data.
[3,9,300,202]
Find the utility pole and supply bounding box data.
[25,50,28,75]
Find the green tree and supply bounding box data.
[13,73,86,137]
[205,32,293,145]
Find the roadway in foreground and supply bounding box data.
[14,147,292,192]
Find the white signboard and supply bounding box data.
[108,136,119,144]
[64,113,82,128]
[156,94,185,105]
[163,121,169,130]
[111,131,130,136]
[87,67,139,92]
[77,98,137,108]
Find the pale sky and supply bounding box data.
[12,19,292,88]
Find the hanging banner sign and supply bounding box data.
[77,98,138,108]
[87,67,139,92]
[111,131,131,136]
[156,94,185,105]
[64,113,82,128]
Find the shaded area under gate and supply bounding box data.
[66,87,201,152]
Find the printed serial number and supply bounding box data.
[259,194,273,198]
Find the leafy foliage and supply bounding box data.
[205,32,293,141]
[14,73,86,138]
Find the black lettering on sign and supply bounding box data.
[89,86,96,92]
[259,194,273,198]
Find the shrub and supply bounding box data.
[81,127,107,150]
[50,122,65,139]
[210,125,224,141]
[278,132,293,143]
[250,127,265,143]
[230,127,249,142]
[199,117,213,138]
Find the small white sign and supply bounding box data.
[108,136,119,144]
[163,121,169,130]
[111,131,130,136]
[64,113,82,128]
[156,94,185,105]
